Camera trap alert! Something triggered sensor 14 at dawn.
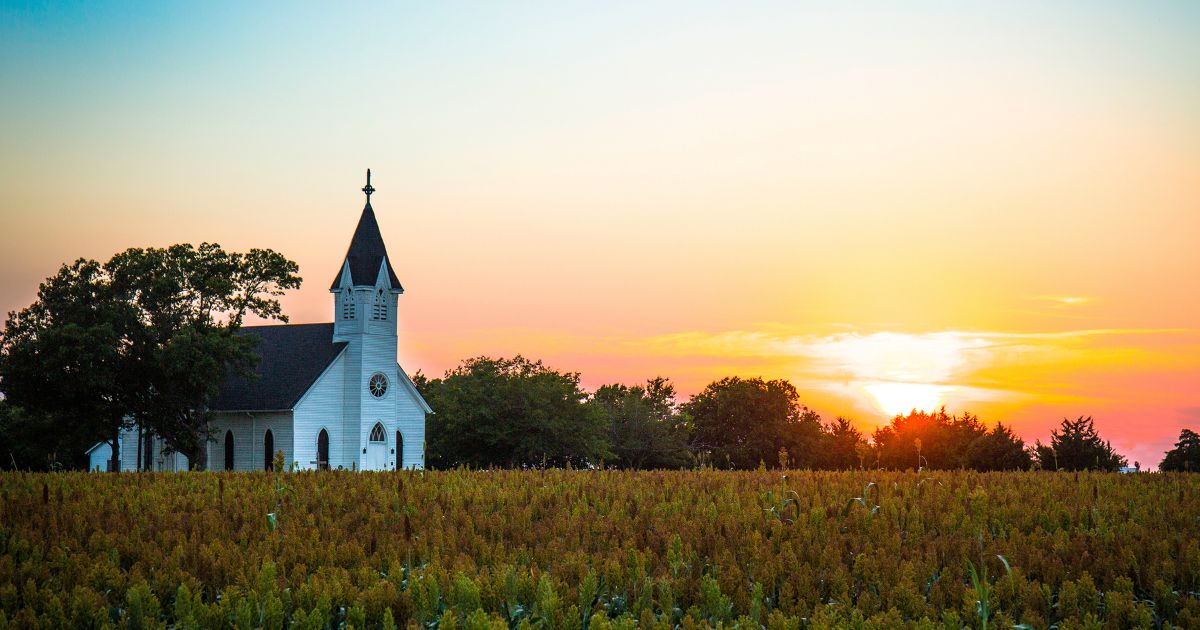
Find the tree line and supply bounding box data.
[2,244,1196,473]
[416,355,1188,472]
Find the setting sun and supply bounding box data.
[863,382,947,418]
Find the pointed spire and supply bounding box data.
[331,171,404,292]
[362,168,375,205]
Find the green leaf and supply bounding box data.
[997,554,1012,577]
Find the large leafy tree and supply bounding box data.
[105,244,300,466]
[681,377,821,469]
[419,356,611,469]
[0,260,142,471]
[1159,428,1200,472]
[0,244,300,470]
[589,377,692,469]
[1034,416,1127,471]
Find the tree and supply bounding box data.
[872,409,987,470]
[1160,428,1200,472]
[821,417,869,470]
[0,245,300,470]
[681,377,821,469]
[965,422,1032,471]
[0,398,84,470]
[105,243,300,466]
[0,259,142,472]
[589,377,692,469]
[419,356,611,469]
[1034,416,1127,471]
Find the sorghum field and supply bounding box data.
[1,470,1198,629]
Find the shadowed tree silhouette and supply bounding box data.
[589,377,692,469]
[821,417,869,470]
[872,408,988,470]
[681,377,822,469]
[417,356,610,469]
[1160,428,1200,472]
[965,422,1032,471]
[1034,416,1127,471]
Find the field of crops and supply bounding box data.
[1,470,1198,629]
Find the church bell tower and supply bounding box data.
[329,170,406,469]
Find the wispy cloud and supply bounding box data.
[630,327,1185,371]
[1031,295,1096,309]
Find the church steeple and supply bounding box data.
[330,170,404,292]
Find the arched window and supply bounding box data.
[369,422,386,443]
[341,290,355,320]
[396,431,403,470]
[263,429,274,471]
[371,289,387,321]
[224,430,235,471]
[317,429,330,471]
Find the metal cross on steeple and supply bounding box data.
[362,168,375,203]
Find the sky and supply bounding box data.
[2,1,1198,468]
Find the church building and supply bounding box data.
[87,172,430,471]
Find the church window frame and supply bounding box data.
[368,372,389,398]
[369,422,386,443]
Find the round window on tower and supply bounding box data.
[368,373,389,398]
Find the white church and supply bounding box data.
[87,172,430,471]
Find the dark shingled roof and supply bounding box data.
[210,323,347,411]
[329,202,404,291]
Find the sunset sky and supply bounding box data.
[2,2,1198,468]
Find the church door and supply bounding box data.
[366,423,387,470]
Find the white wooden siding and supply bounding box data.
[293,350,347,470]
[101,428,190,472]
[206,411,293,471]
[88,442,113,472]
